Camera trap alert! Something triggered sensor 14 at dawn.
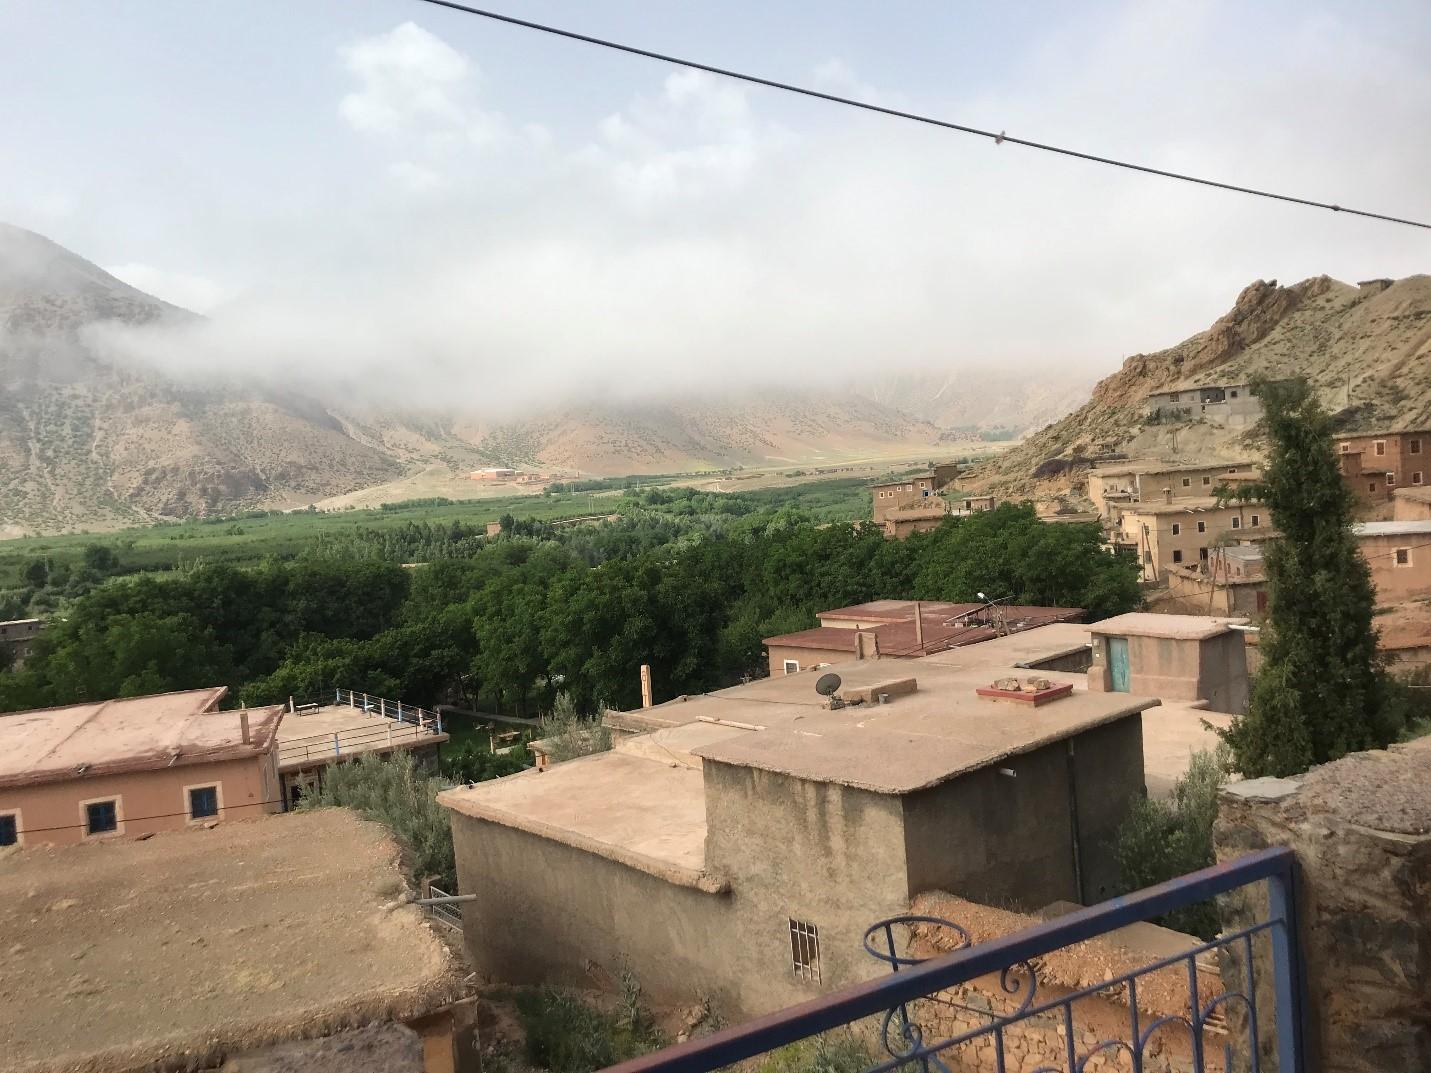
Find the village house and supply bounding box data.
[469,467,516,481]
[0,809,461,1073]
[0,687,284,848]
[0,616,43,668]
[762,599,1086,676]
[274,688,448,808]
[1087,612,1251,715]
[438,620,1236,1023]
[870,463,960,525]
[1086,459,1258,522]
[1353,520,1431,603]
[1393,485,1431,521]
[1164,544,1268,617]
[1334,428,1430,509]
[1114,495,1272,581]
[1143,382,1264,427]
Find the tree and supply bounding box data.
[1220,378,1402,776]
[81,543,120,574]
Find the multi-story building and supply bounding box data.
[1143,382,1264,427]
[1334,428,1431,509]
[0,687,285,848]
[0,616,43,668]
[1087,459,1258,521]
[1114,496,1272,581]
[870,463,960,525]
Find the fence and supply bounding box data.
[424,883,463,933]
[604,847,1305,1073]
[276,688,446,766]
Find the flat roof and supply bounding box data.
[1089,612,1247,640]
[1393,486,1431,504]
[1333,428,1431,440]
[438,750,713,886]
[1117,497,1264,515]
[276,705,448,771]
[0,688,284,790]
[0,809,457,1073]
[771,606,1085,657]
[1354,520,1431,537]
[1090,459,1255,478]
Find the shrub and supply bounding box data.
[539,691,612,764]
[513,987,662,1073]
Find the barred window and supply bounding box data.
[789,918,821,982]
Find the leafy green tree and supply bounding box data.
[81,543,120,574]
[21,558,50,589]
[1220,378,1402,776]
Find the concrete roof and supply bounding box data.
[1089,612,1247,640]
[0,688,284,790]
[1117,497,1263,515]
[437,750,715,887]
[1353,520,1431,537]
[276,705,448,771]
[769,605,1085,658]
[1393,486,1431,505]
[688,660,1158,794]
[1142,705,1234,800]
[1090,459,1255,478]
[0,810,457,1073]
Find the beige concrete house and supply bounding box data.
[870,463,960,524]
[1393,486,1431,521]
[1115,496,1272,581]
[1353,520,1431,604]
[1087,612,1250,715]
[1335,428,1430,509]
[763,600,1085,675]
[0,809,461,1073]
[439,629,1173,1022]
[0,617,43,668]
[1087,459,1258,521]
[0,687,284,848]
[1143,383,1263,427]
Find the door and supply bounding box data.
[1108,636,1130,692]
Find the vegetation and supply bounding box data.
[1220,378,1402,777]
[298,752,456,886]
[539,692,613,763]
[512,986,664,1073]
[1114,748,1227,939]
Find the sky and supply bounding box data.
[2,0,1429,411]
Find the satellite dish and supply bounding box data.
[815,672,843,697]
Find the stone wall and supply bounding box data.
[1214,739,1431,1072]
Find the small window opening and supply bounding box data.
[789,919,821,981]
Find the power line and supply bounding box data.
[412,0,1431,231]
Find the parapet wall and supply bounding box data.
[1214,739,1431,1072]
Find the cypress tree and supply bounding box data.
[1221,377,1402,776]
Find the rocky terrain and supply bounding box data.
[974,274,1431,495]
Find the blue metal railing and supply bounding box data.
[604,847,1304,1073]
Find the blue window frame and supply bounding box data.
[85,800,118,835]
[189,786,219,819]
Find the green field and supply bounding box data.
[0,478,873,589]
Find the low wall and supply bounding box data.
[1214,739,1431,1072]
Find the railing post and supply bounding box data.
[381,697,386,718]
[1268,863,1307,1073]
[333,732,341,757]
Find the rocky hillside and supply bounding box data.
[976,274,1431,494]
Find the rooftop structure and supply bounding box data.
[1087,612,1251,713]
[0,688,285,846]
[439,620,1237,1021]
[1353,520,1431,604]
[763,601,1085,675]
[0,809,459,1073]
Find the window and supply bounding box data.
[1181,477,1191,488]
[1374,440,1386,456]
[1251,515,1261,527]
[1412,439,1423,456]
[1197,521,1207,534]
[1171,523,1181,536]
[1414,472,1424,486]
[1199,547,1210,562]
[84,799,119,837]
[0,812,18,847]
[782,659,800,675]
[1341,442,1352,453]
[1172,550,1184,564]
[1370,482,1378,493]
[1230,390,1239,398]
[789,918,821,981]
[1396,548,1412,567]
[1231,516,1242,529]
[188,785,220,820]
[1142,550,1152,564]
[1387,473,1397,487]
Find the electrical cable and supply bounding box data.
[412,0,1431,230]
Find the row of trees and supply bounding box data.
[0,502,1141,717]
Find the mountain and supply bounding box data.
[862,368,1097,437]
[0,224,406,534]
[975,274,1431,494]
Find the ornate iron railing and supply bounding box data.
[603,847,1304,1073]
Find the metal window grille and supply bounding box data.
[789,919,820,982]
[86,801,117,835]
[189,786,219,819]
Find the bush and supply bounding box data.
[1114,747,1227,939]
[442,737,532,783]
[539,691,612,764]
[298,751,455,885]
[753,1031,875,1073]
[513,987,662,1073]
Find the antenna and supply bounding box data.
[815,672,843,697]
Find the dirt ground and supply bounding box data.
[0,809,457,1073]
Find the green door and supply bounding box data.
[1108,636,1130,692]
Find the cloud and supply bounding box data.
[104,263,233,314]
[90,8,1431,418]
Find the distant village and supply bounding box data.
[1,380,1429,1073]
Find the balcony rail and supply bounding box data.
[277,688,445,766]
[605,847,1304,1073]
